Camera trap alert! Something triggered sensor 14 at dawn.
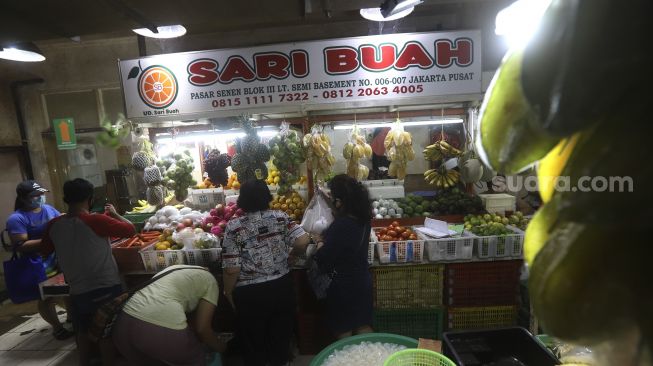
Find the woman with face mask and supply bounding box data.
[5,180,74,340]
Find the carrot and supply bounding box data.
[123,237,138,248]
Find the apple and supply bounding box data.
[182,218,193,227]
[176,223,186,232]
[203,222,214,232]
[194,228,204,235]
[210,209,218,217]
[218,221,227,229]
[215,204,225,215]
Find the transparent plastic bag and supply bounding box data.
[300,189,333,234]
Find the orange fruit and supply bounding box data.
[294,209,301,216]
[281,204,288,211]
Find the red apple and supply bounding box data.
[176,223,186,232]
[182,218,193,227]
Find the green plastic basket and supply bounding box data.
[309,333,418,366]
[384,349,455,366]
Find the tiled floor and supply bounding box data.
[0,314,77,365]
[0,311,314,366]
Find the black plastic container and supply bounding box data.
[442,327,560,366]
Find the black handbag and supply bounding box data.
[307,224,368,299]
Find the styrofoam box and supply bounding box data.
[190,188,225,210]
[368,185,405,200]
[479,193,516,215]
[225,188,309,206]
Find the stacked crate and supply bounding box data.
[444,260,523,331]
[371,264,445,339]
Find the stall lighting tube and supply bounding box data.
[333,118,463,130]
[157,129,278,144]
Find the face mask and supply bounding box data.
[31,195,45,208]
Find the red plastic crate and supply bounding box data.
[445,260,522,307]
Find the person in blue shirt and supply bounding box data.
[5,180,73,340]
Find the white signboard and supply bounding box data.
[118,31,481,119]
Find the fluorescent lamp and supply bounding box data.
[0,43,45,62]
[333,119,464,130]
[132,25,187,39]
[157,128,278,145]
[360,6,415,22]
[495,0,552,49]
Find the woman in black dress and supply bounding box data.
[314,174,373,339]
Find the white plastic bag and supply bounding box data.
[300,190,333,234]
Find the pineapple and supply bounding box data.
[146,185,165,206]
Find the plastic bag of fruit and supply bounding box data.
[300,189,333,234]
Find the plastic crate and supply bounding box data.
[372,265,444,309]
[417,232,474,262]
[473,226,524,259]
[479,193,516,215]
[139,245,185,272]
[376,241,425,264]
[445,260,523,307]
[373,308,445,340]
[447,306,518,331]
[442,327,559,366]
[184,248,222,267]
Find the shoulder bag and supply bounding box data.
[307,224,368,299]
[88,266,200,342]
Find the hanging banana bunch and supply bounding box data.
[303,125,336,181]
[384,119,415,180]
[423,140,462,162]
[342,126,372,180]
[424,166,460,189]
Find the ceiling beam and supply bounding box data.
[101,0,159,33]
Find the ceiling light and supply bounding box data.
[495,0,552,49]
[334,119,463,130]
[360,6,415,22]
[0,43,45,62]
[381,0,423,18]
[132,25,187,39]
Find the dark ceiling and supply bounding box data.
[0,0,509,45]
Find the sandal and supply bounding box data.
[53,327,74,340]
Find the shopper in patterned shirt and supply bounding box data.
[222,179,310,366]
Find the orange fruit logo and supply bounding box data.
[137,65,178,109]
